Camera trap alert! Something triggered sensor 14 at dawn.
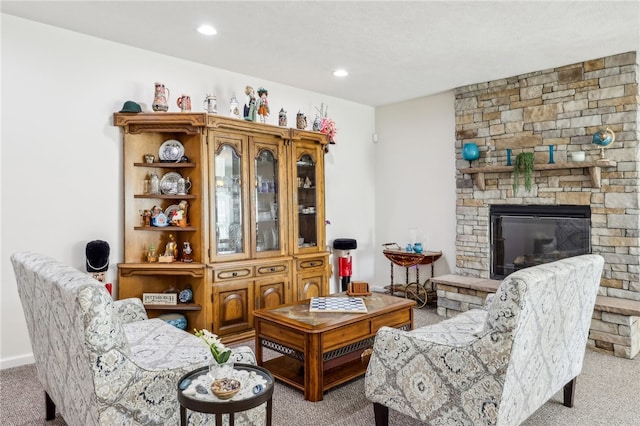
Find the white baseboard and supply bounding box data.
[0,353,34,370]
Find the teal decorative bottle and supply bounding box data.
[548,145,555,164]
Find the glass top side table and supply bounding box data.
[177,363,274,426]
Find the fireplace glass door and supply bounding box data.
[490,205,591,279]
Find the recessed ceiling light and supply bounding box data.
[197,25,217,36]
[333,69,349,77]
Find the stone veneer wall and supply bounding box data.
[453,51,639,357]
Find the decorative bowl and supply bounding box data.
[157,313,187,330]
[211,378,241,400]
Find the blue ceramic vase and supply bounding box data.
[462,143,480,167]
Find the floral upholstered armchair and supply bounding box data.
[365,254,604,426]
[12,251,257,426]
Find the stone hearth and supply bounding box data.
[451,51,640,358]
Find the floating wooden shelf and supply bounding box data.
[459,160,617,190]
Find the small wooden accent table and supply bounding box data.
[253,293,415,401]
[383,250,442,307]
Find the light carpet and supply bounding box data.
[2,307,639,425]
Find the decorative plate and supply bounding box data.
[159,139,185,162]
[160,172,182,195]
[178,288,193,303]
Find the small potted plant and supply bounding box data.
[194,329,233,379]
[513,152,535,191]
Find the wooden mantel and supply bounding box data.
[459,159,617,190]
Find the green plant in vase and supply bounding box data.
[513,152,535,191]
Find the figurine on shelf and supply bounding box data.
[257,87,269,123]
[243,86,256,122]
[147,243,158,263]
[140,209,151,227]
[173,200,188,227]
[150,205,168,227]
[182,241,193,263]
[164,234,178,261]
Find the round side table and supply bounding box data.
[177,363,274,426]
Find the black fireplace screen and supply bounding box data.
[490,205,591,279]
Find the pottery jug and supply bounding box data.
[176,94,191,112]
[203,94,217,113]
[177,177,192,195]
[152,82,170,112]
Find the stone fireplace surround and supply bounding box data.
[449,51,640,359]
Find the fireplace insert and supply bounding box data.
[490,205,591,279]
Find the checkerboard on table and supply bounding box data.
[309,297,368,313]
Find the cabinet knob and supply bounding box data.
[232,272,238,277]
[270,267,276,272]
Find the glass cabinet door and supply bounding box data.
[296,153,318,250]
[214,144,243,256]
[254,148,280,253]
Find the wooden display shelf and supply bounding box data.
[134,162,196,168]
[118,262,205,277]
[144,303,202,311]
[134,226,197,231]
[134,194,197,199]
[460,159,617,190]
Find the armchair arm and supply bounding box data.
[113,298,148,323]
[483,293,495,310]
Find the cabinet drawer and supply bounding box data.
[371,308,412,333]
[256,261,289,277]
[324,321,371,351]
[297,257,325,271]
[213,266,254,282]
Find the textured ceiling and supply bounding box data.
[2,1,639,106]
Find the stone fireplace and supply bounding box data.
[451,51,640,358]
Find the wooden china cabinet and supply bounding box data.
[114,113,330,340]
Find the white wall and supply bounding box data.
[0,15,377,368]
[373,93,457,289]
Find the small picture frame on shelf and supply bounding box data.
[143,293,177,305]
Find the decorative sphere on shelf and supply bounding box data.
[462,143,480,167]
[592,128,615,159]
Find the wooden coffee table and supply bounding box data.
[253,293,415,401]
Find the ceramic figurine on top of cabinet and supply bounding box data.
[204,94,217,114]
[257,87,269,123]
[278,108,287,127]
[243,86,256,121]
[296,111,307,129]
[229,94,240,118]
[152,82,170,112]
